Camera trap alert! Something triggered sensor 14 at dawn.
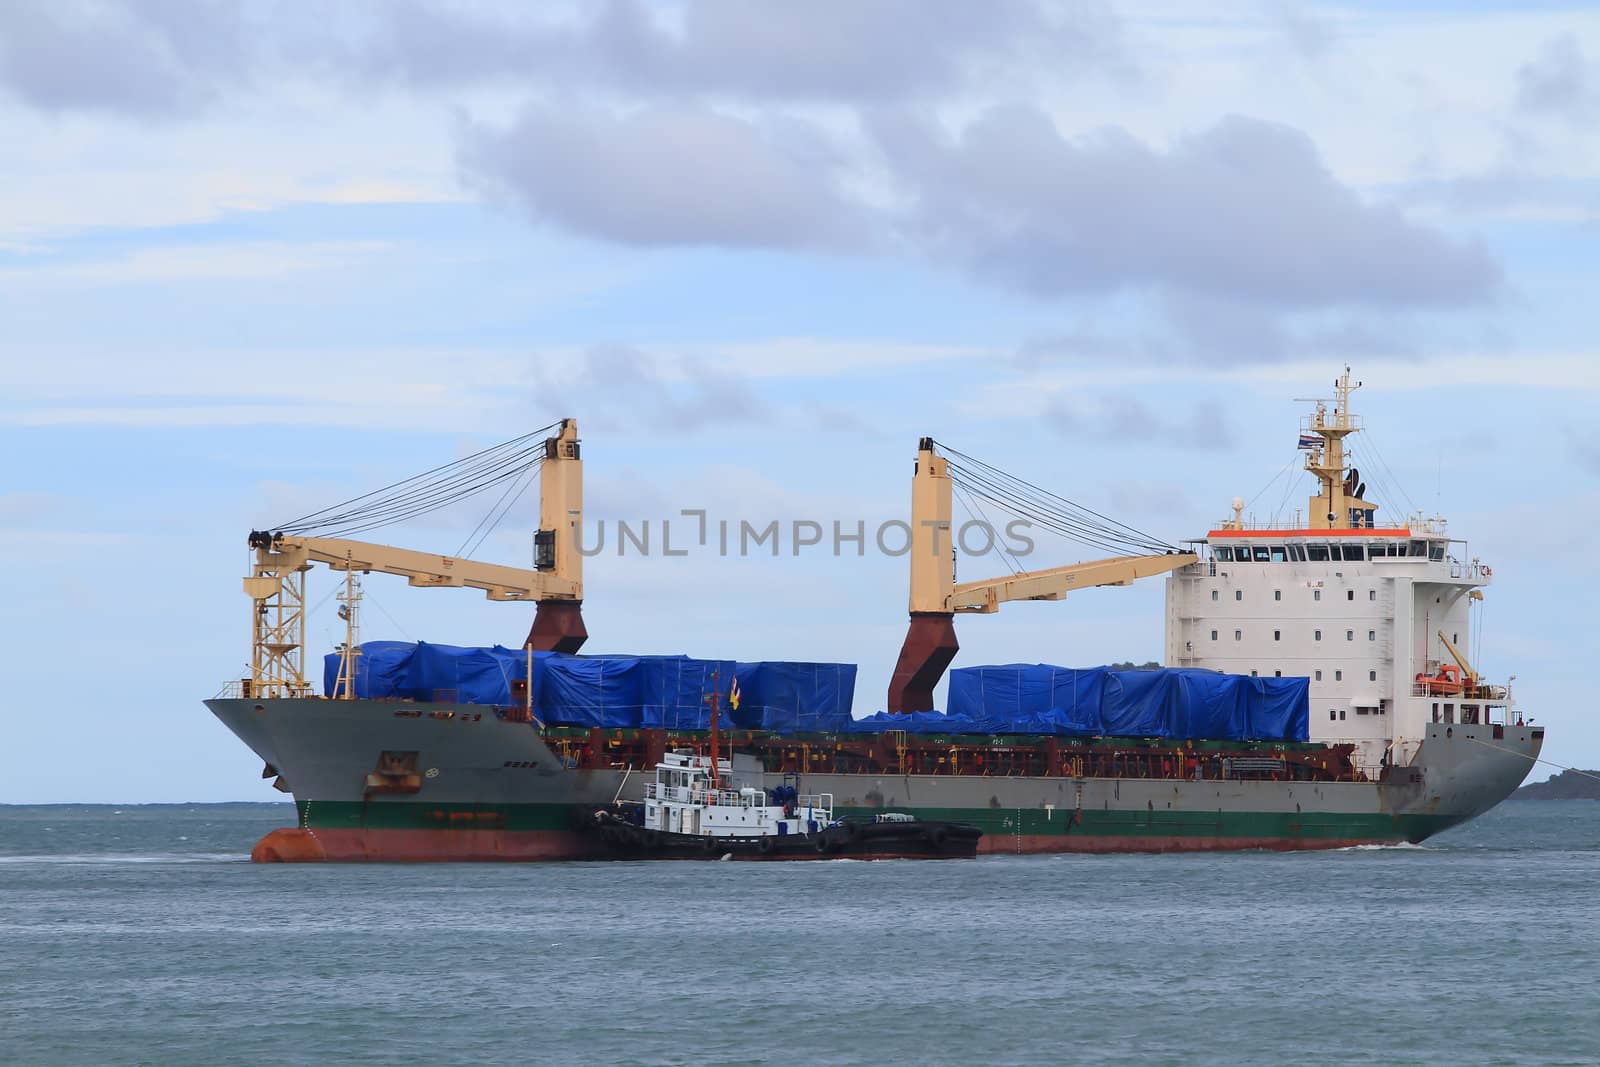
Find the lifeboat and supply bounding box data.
[1416,664,1466,695]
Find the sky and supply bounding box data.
[2,0,1597,802]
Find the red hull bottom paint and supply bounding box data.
[252,827,1393,862]
[251,827,595,863]
[982,833,1387,855]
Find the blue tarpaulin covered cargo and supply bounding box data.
[1247,676,1311,742]
[731,661,857,733]
[522,652,738,729]
[323,641,1305,742]
[869,663,1308,741]
[947,664,1107,728]
[321,640,419,700]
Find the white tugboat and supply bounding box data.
[589,751,982,859]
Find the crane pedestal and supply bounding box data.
[887,612,959,714]
[526,600,588,655]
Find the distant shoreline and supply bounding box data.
[1515,770,1600,801]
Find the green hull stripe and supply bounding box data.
[301,799,1455,843]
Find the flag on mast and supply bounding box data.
[1297,433,1320,450]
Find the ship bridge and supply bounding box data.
[1163,369,1509,778]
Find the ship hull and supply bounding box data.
[207,698,1542,862]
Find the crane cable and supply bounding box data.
[274,423,558,539]
[932,440,1177,556]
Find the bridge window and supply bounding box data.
[1253,546,1271,562]
[1429,544,1445,561]
[1307,545,1330,562]
[1270,546,1287,562]
[1371,543,1392,558]
[1342,545,1365,561]
[1289,545,1307,562]
[1214,546,1233,562]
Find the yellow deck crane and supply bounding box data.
[240,419,585,699]
[886,437,1197,713]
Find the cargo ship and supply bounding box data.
[207,371,1542,861]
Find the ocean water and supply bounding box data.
[2,802,1597,1066]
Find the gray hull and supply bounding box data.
[205,698,1542,859]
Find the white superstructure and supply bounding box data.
[642,751,834,839]
[1164,369,1513,774]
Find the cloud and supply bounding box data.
[458,103,859,249]
[365,0,1124,101]
[0,0,254,116]
[536,345,774,433]
[1266,1,1337,61]
[868,108,1500,310]
[0,0,1127,119]
[463,102,1499,320]
[1516,33,1598,122]
[1042,393,1234,452]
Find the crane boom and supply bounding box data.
[245,534,578,602]
[948,552,1196,614]
[1437,629,1479,688]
